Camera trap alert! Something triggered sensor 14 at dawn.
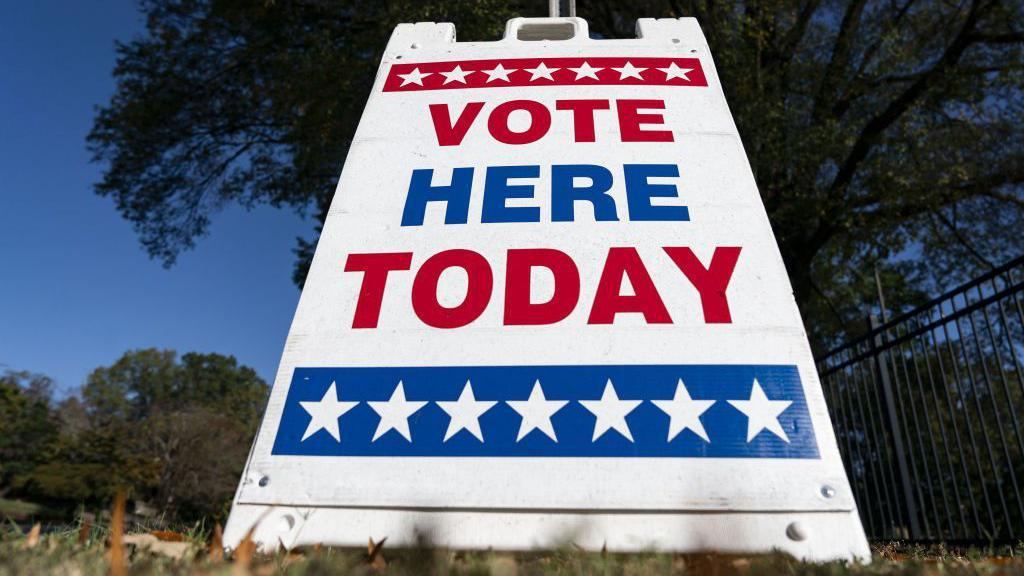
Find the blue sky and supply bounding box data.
[0,2,311,392]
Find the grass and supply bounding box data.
[2,518,1024,576]
[0,498,42,519]
[3,496,1024,576]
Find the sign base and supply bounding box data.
[224,503,869,562]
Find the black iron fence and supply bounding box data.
[816,256,1024,542]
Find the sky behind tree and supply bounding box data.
[0,1,309,392]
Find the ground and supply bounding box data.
[1,521,1023,576]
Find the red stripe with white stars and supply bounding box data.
[383,57,707,92]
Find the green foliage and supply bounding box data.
[88,0,1023,351]
[0,499,42,520]
[81,349,266,430]
[0,371,59,497]
[87,0,524,279]
[3,351,268,522]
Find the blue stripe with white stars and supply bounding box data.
[271,365,819,458]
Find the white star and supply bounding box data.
[299,382,358,442]
[612,61,647,80]
[525,62,559,81]
[728,379,793,443]
[482,63,515,83]
[437,381,497,442]
[658,62,693,81]
[651,379,715,442]
[569,61,603,80]
[506,380,569,442]
[368,381,427,442]
[397,67,432,86]
[580,380,642,442]
[440,64,474,84]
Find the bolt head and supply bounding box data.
[786,521,808,541]
[820,485,836,498]
[258,475,270,487]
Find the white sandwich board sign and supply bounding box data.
[224,16,870,561]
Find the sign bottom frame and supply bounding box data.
[223,503,870,562]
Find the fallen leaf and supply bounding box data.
[151,530,188,542]
[209,523,224,563]
[124,534,159,545]
[109,491,126,576]
[124,534,193,561]
[233,524,258,573]
[232,510,273,575]
[281,550,305,567]
[367,536,388,570]
[77,517,92,546]
[291,543,323,556]
[21,523,41,550]
[731,557,752,573]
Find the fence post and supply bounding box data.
[869,314,922,539]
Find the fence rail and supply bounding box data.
[816,255,1024,542]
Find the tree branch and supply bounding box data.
[831,0,921,117]
[969,31,1024,43]
[809,276,851,331]
[811,0,868,122]
[978,189,1024,209]
[930,210,996,268]
[827,0,989,197]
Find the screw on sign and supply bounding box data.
[223,17,869,561]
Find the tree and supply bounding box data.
[80,348,266,429]
[80,349,268,518]
[89,0,1023,349]
[0,371,59,498]
[12,350,268,520]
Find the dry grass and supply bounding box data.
[1,508,1023,575]
[2,532,1023,575]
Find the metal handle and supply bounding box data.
[549,0,577,18]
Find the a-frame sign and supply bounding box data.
[224,16,870,561]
